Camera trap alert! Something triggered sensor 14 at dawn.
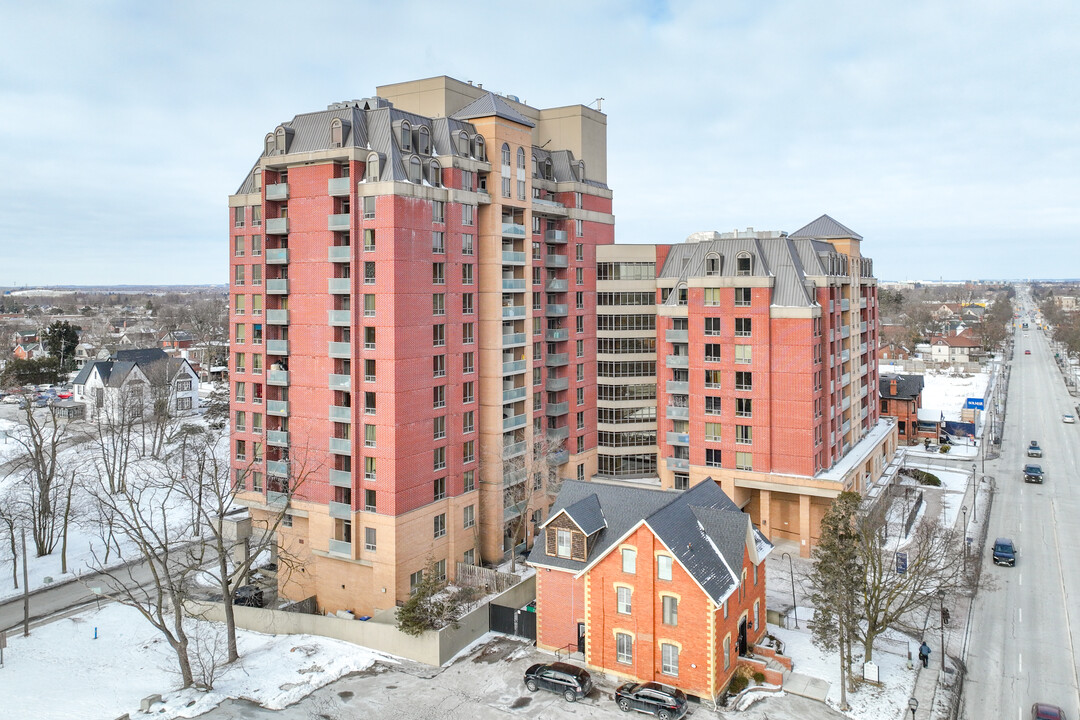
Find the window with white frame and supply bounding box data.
[556,529,571,558]
[658,555,673,581]
[616,633,633,664]
[663,596,678,626]
[621,548,636,574]
[661,643,679,676]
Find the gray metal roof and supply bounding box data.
[563,494,606,535]
[879,373,925,400]
[451,92,536,128]
[789,214,863,241]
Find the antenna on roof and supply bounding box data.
[587,98,605,111]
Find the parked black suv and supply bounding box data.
[523,662,592,702]
[1024,464,1044,483]
[993,538,1017,567]
[615,681,688,719]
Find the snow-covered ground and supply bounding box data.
[770,608,919,720]
[2,602,396,720]
[880,363,989,423]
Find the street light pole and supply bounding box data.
[961,506,968,574]
[938,589,947,672]
[908,697,919,719]
[782,552,798,628]
[970,464,977,522]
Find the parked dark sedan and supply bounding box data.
[523,662,592,702]
[615,681,688,719]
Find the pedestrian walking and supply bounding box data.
[919,641,931,668]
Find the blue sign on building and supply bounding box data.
[896,551,908,574]
[965,397,985,410]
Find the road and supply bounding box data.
[963,297,1080,720]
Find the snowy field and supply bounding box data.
[1,602,396,720]
[880,363,989,422]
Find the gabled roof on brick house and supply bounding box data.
[879,373,925,400]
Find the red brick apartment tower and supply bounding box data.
[599,217,896,557]
[228,76,612,615]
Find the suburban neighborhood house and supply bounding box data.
[528,480,780,703]
[71,347,199,421]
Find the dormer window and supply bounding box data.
[409,155,422,184]
[457,131,470,156]
[330,118,344,148]
[543,158,553,180]
[428,160,441,187]
[556,529,572,558]
[274,127,287,154]
[264,134,275,157]
[400,121,412,151]
[532,154,538,177]
[417,126,430,155]
[365,152,380,182]
[473,135,485,161]
[736,252,753,276]
[578,160,586,182]
[253,168,262,191]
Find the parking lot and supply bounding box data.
[197,635,848,720]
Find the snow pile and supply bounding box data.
[1,603,394,720]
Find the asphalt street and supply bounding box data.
[963,297,1080,720]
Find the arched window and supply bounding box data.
[400,121,412,151]
[417,126,430,155]
[264,134,275,156]
[365,152,380,182]
[517,147,525,169]
[428,160,441,187]
[578,160,586,182]
[677,283,688,306]
[473,135,485,161]
[501,143,511,167]
[330,118,343,148]
[736,252,753,276]
[409,155,422,184]
[457,131,470,156]
[253,168,262,191]
[543,158,553,180]
[705,253,721,276]
[531,154,538,177]
[274,127,287,154]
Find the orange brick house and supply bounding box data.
[879,373,925,444]
[528,480,774,703]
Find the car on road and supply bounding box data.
[1027,441,1042,457]
[614,681,688,719]
[523,662,593,703]
[993,538,1017,567]
[1032,703,1067,720]
[1064,414,1076,424]
[1025,349,1032,355]
[1024,464,1044,483]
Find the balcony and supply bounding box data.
[502,251,527,265]
[842,420,852,435]
[503,414,527,431]
[328,310,351,326]
[328,245,351,262]
[496,276,527,292]
[502,359,526,375]
[546,376,568,392]
[546,402,569,417]
[329,437,352,455]
[841,349,850,363]
[328,341,351,359]
[266,340,288,355]
[860,321,868,334]
[265,248,289,265]
[842,396,852,411]
[329,501,352,520]
[266,309,288,325]
[267,430,289,447]
[842,372,851,387]
[265,217,288,235]
[665,329,689,343]
[328,278,350,294]
[504,467,527,487]
[860,343,867,355]
[328,469,351,488]
[502,332,527,347]
[502,386,527,404]
[544,229,568,244]
[666,380,689,395]
[667,405,690,420]
[544,255,568,269]
[841,326,851,339]
[265,183,289,201]
[549,448,570,465]
[545,278,568,293]
[504,500,527,522]
[267,400,289,417]
[666,355,688,369]
[841,299,851,311]
[666,457,690,472]
[328,177,351,197]
[545,328,569,342]
[266,491,288,507]
[502,305,526,320]
[329,374,351,391]
[267,369,289,386]
[501,222,526,237]
[546,304,568,317]
[327,539,352,557]
[547,426,569,443]
[266,279,289,294]
[328,213,351,232]
[503,441,526,460]
[329,404,351,422]
[861,406,869,420]
[267,460,289,477]
[546,353,569,367]
[666,432,690,446]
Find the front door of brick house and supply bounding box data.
[577,623,586,654]
[738,618,748,656]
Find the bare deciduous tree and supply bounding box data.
[499,434,565,572]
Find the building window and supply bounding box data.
[736,425,753,445]
[433,324,445,347]
[723,636,731,670]
[434,447,446,471]
[363,195,376,219]
[463,381,474,404]
[409,570,423,594]
[706,448,722,467]
[434,476,446,501]
[658,555,673,581]
[616,633,633,665]
[705,422,721,442]
[735,371,752,391]
[433,415,446,440]
[661,643,679,676]
[556,529,571,558]
[705,253,721,276]
[736,398,753,418]
[576,267,584,285]
[364,456,377,481]
[463,440,474,464]
[233,206,245,228]
[674,473,689,491]
[462,233,474,255]
[463,322,474,344]
[617,586,632,614]
[432,230,445,254]
[364,527,377,552]
[365,489,376,512]
[462,204,474,226]
[735,318,752,337]
[364,261,376,285]
[463,293,474,315]
[433,294,445,317]
[736,252,753,275]
[433,513,446,539]
[433,385,445,409]
[703,288,721,306]
[463,352,474,375]
[705,396,722,415]
[433,262,445,285]
[364,424,376,448]
[577,410,585,429]
[575,219,584,237]
[736,452,753,471]
[462,264,474,285]
[463,504,475,529]
[464,470,475,492]
[735,287,751,306]
[622,548,636,574]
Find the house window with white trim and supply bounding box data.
[556,529,572,558]
[616,633,633,664]
[621,548,636,574]
[662,595,678,626]
[658,555,673,581]
[661,643,679,676]
[617,586,632,614]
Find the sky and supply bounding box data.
[1,0,1077,286]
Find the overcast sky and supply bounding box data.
[2,1,1077,286]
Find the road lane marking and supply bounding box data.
[1019,573,1022,587]
[1019,608,1022,623]
[1019,652,1022,673]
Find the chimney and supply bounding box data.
[890,378,898,396]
